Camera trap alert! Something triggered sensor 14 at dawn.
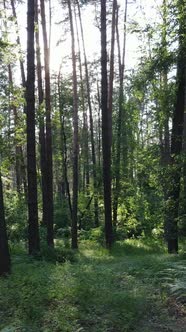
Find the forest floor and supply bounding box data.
[0,238,186,332]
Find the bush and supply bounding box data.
[54,197,71,230]
[5,191,27,242]
[39,244,77,263]
[55,227,71,238]
[79,227,104,244]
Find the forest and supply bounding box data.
[0,0,186,331]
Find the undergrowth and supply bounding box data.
[0,238,185,332]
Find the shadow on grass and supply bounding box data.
[69,240,168,332]
[0,238,173,332]
[0,255,55,331]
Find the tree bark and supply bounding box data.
[108,0,117,136]
[8,65,22,194]
[113,0,128,227]
[68,0,79,249]
[35,0,48,226]
[165,0,186,253]
[97,81,102,168]
[74,6,90,193]
[57,71,72,219]
[76,0,99,227]
[162,0,170,165]
[26,0,40,254]
[40,0,54,247]
[101,0,113,248]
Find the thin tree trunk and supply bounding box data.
[74,6,90,193]
[26,0,40,254]
[76,0,99,227]
[49,0,52,57]
[162,0,170,165]
[101,0,113,248]
[35,0,48,226]
[109,0,117,227]
[97,81,102,168]
[8,65,22,194]
[63,122,73,218]
[40,0,54,247]
[57,72,72,219]
[0,172,11,276]
[108,0,117,137]
[68,0,79,249]
[113,0,128,226]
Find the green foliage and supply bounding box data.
[156,254,186,306]
[53,196,71,231]
[4,191,27,242]
[39,244,77,264]
[1,239,185,332]
[39,227,76,263]
[79,226,104,244]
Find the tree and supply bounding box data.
[35,0,47,227]
[40,0,54,247]
[164,0,186,253]
[76,0,99,227]
[57,70,72,219]
[101,0,113,248]
[0,172,11,276]
[113,0,128,227]
[26,0,40,254]
[68,0,79,249]
[74,4,90,196]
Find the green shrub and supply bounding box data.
[39,244,77,263]
[79,227,104,244]
[5,191,27,242]
[54,197,71,230]
[55,227,71,238]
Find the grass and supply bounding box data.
[0,238,186,332]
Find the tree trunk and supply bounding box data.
[108,0,117,137]
[109,0,117,227]
[74,6,90,194]
[97,81,102,169]
[113,0,128,227]
[162,0,170,165]
[57,72,72,219]
[8,65,22,194]
[0,173,11,276]
[40,0,54,247]
[35,0,48,226]
[165,0,186,253]
[182,105,186,230]
[68,0,79,249]
[76,0,99,227]
[26,0,40,254]
[101,0,113,248]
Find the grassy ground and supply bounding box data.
[0,238,186,332]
